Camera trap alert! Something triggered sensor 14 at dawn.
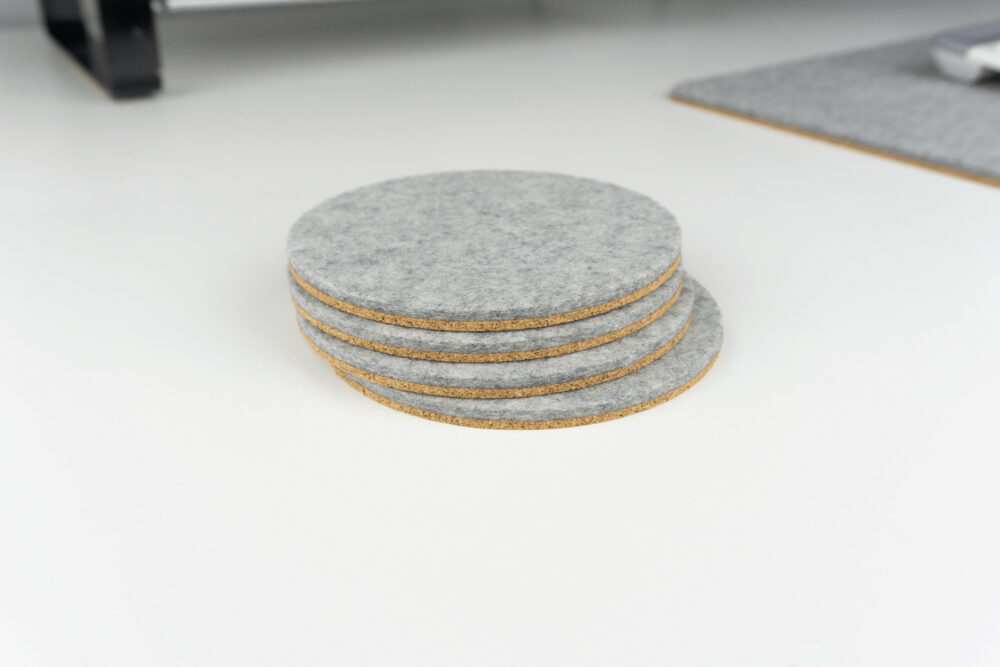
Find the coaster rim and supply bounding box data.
[334,350,720,430]
[291,274,685,362]
[299,312,692,399]
[289,254,681,332]
[297,280,695,396]
[329,277,722,428]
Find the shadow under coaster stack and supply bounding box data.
[287,171,723,429]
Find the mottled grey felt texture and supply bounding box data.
[287,171,682,321]
[672,38,1000,183]
[342,278,722,421]
[289,267,683,356]
[300,279,695,391]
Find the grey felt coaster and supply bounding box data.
[337,278,722,427]
[671,37,1000,187]
[298,278,695,397]
[287,171,683,325]
[289,266,684,361]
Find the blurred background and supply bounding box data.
[3,0,999,99]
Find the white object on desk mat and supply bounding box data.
[967,40,1000,70]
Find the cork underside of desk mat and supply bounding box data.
[671,37,1000,189]
[671,97,1000,189]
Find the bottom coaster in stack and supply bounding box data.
[335,279,723,429]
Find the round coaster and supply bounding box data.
[287,171,682,331]
[289,264,684,362]
[334,278,722,429]
[298,279,695,398]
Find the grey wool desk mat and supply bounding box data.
[337,279,722,429]
[298,279,695,399]
[288,266,684,362]
[287,171,683,329]
[671,37,1000,187]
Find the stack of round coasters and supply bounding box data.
[287,171,722,429]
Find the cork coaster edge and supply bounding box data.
[299,312,692,399]
[292,275,684,362]
[289,253,682,332]
[334,348,720,430]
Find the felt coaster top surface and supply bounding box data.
[671,38,1000,188]
[338,277,722,426]
[287,171,682,322]
[298,279,695,394]
[289,266,684,359]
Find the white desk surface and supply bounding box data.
[3,1,999,665]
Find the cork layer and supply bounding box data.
[335,354,718,429]
[297,279,695,396]
[300,315,690,398]
[335,277,723,428]
[289,254,679,332]
[289,267,684,362]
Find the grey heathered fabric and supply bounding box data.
[288,266,683,356]
[287,171,682,322]
[299,279,695,391]
[341,277,722,421]
[671,38,1000,183]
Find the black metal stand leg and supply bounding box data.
[39,0,161,98]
